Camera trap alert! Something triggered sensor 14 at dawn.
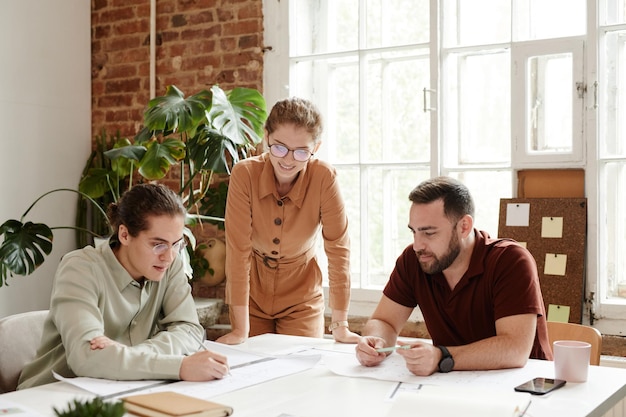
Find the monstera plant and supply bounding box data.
[0,84,267,287]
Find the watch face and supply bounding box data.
[440,357,454,373]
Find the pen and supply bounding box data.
[376,345,411,353]
[187,330,232,376]
[187,330,209,352]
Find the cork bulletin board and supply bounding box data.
[498,198,587,324]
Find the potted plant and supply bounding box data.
[0,84,267,288]
[54,398,125,417]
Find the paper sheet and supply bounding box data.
[323,350,549,389]
[55,353,320,400]
[386,386,531,417]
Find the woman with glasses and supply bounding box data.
[18,183,229,389]
[217,97,360,345]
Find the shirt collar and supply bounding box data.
[100,237,144,291]
[258,153,309,208]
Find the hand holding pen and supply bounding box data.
[180,330,230,381]
[355,336,410,367]
[375,344,412,353]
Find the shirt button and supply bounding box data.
[273,238,280,245]
[271,250,278,255]
[277,200,283,206]
[274,218,282,225]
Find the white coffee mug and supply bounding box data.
[553,340,591,382]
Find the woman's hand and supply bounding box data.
[216,331,247,345]
[331,326,361,344]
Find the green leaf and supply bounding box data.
[144,85,212,138]
[138,138,186,180]
[187,128,236,174]
[0,220,53,278]
[54,397,125,417]
[103,139,145,178]
[209,86,267,148]
[78,168,112,199]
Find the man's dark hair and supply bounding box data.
[408,176,475,222]
[107,183,185,236]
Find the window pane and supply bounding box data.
[293,58,361,164]
[364,167,431,288]
[513,0,586,41]
[599,162,626,299]
[319,167,361,288]
[448,171,512,239]
[444,51,511,166]
[602,0,626,24]
[291,0,359,55]
[366,0,429,47]
[601,31,626,158]
[443,0,511,46]
[526,53,573,154]
[365,49,430,163]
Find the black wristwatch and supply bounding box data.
[437,345,454,373]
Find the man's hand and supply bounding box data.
[396,342,440,376]
[90,336,124,350]
[355,336,388,367]
[180,350,229,381]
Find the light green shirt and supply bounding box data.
[17,240,204,389]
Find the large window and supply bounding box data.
[596,0,626,334]
[264,0,626,330]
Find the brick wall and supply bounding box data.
[91,0,265,140]
[90,0,264,300]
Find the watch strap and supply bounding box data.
[437,345,454,373]
[328,320,349,332]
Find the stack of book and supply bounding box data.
[123,391,233,417]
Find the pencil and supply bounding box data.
[187,330,209,352]
[376,345,411,353]
[187,330,232,376]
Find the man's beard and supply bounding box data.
[416,231,461,275]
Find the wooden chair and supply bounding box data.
[547,321,602,366]
[0,310,48,393]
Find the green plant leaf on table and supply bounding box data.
[54,397,125,417]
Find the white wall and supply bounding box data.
[0,0,91,317]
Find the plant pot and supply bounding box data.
[196,238,226,286]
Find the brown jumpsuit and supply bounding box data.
[225,153,351,337]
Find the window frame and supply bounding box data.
[263,0,626,334]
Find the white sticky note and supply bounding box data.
[541,217,564,238]
[518,241,527,248]
[544,254,567,276]
[505,203,530,227]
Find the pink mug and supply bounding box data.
[553,340,591,382]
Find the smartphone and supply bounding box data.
[514,377,566,395]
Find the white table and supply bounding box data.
[2,334,626,417]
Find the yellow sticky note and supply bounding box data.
[541,217,564,238]
[547,304,570,323]
[518,241,527,248]
[544,253,567,276]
